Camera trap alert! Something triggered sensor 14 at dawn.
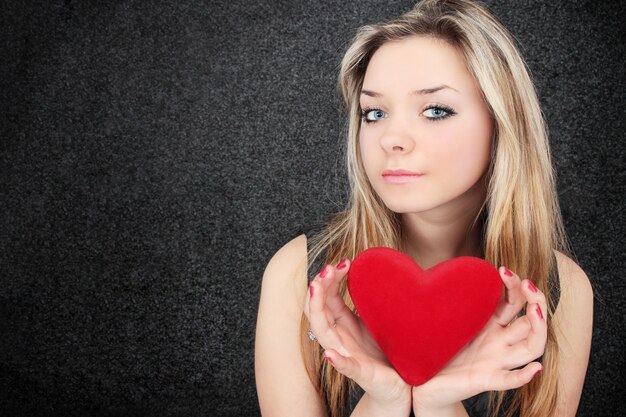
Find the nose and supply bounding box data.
[379,116,416,154]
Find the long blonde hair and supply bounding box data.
[300,1,568,416]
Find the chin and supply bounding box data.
[379,196,437,214]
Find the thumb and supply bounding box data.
[323,349,361,381]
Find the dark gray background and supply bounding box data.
[1,0,624,416]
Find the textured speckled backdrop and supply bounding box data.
[1,0,624,416]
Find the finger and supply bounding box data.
[318,265,341,326]
[507,302,547,368]
[524,301,547,358]
[521,279,548,319]
[323,348,361,381]
[308,276,331,328]
[492,267,525,326]
[326,259,349,296]
[503,315,531,345]
[488,362,543,391]
[325,259,353,320]
[313,265,345,327]
[520,280,548,359]
[498,280,547,369]
[303,264,336,322]
[308,278,348,354]
[305,262,357,343]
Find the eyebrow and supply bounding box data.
[361,84,459,97]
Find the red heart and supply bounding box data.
[347,247,502,386]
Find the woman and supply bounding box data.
[255,0,593,416]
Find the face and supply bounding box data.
[359,36,493,217]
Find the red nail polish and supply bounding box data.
[534,367,543,377]
[337,259,347,270]
[320,266,328,278]
[324,353,334,364]
[528,281,538,293]
[309,285,314,298]
[536,305,543,320]
[503,267,513,277]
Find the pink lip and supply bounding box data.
[382,169,424,184]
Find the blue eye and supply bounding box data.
[361,108,387,123]
[423,105,456,121]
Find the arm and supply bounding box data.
[255,235,411,417]
[552,251,593,417]
[255,234,326,416]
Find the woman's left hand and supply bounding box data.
[411,266,547,415]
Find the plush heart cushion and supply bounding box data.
[347,247,502,386]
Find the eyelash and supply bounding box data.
[360,107,383,124]
[360,104,457,124]
[423,104,457,122]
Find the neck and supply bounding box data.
[400,180,486,269]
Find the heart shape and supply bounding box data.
[347,247,502,386]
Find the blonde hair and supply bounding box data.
[300,0,569,416]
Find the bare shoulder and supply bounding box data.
[553,250,593,311]
[256,233,308,341]
[255,234,325,416]
[261,234,309,307]
[551,250,593,415]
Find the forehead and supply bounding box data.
[362,36,478,95]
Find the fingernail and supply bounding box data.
[309,285,314,298]
[528,281,538,293]
[534,367,543,377]
[323,352,334,364]
[536,305,544,320]
[337,259,347,270]
[503,267,513,277]
[320,266,329,278]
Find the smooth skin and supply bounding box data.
[255,36,593,416]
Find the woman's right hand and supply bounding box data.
[304,260,412,416]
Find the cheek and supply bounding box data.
[431,119,492,179]
[358,130,379,174]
